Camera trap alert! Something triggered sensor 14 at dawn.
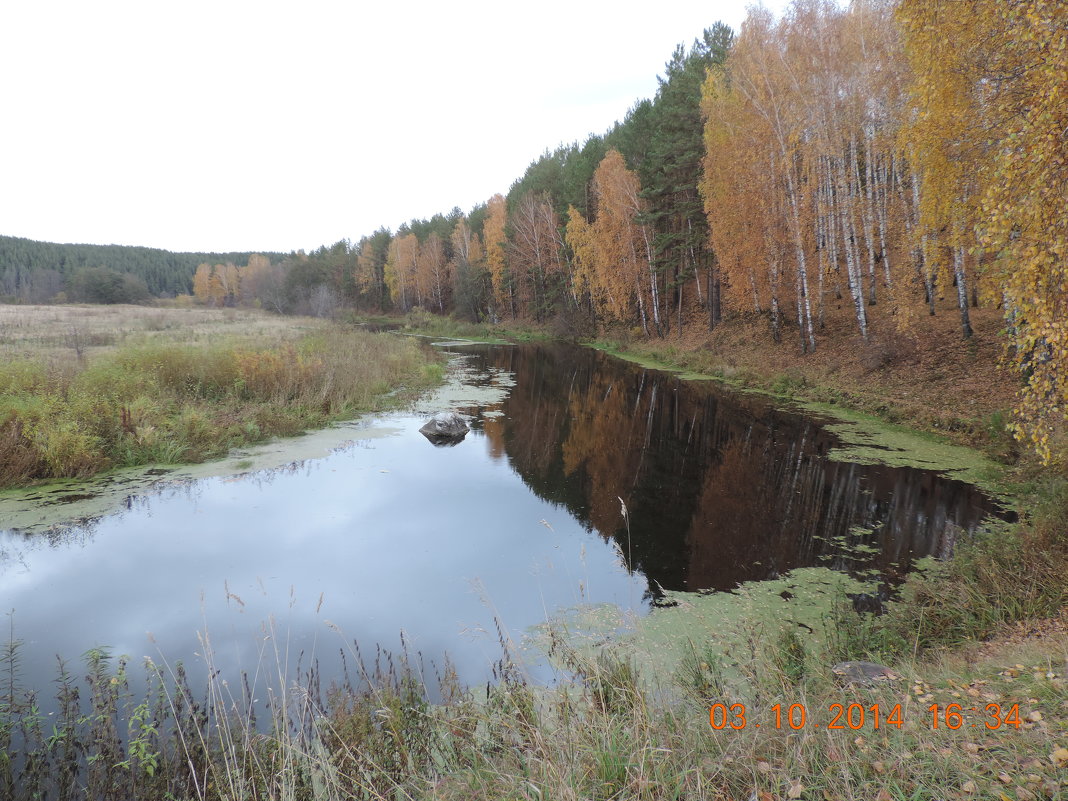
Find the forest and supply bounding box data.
[1,0,1064,460]
[0,236,282,302]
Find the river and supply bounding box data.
[0,339,1006,702]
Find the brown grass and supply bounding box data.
[0,306,443,486]
[620,306,1017,452]
[3,608,1065,801]
[0,303,321,362]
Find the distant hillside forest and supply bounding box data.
[2,0,1064,458]
[0,236,284,304]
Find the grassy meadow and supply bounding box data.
[0,304,443,487]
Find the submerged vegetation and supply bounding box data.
[0,306,442,487]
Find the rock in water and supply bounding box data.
[419,411,469,445]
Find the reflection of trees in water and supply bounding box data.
[476,342,1002,595]
[0,515,106,577]
[562,368,640,536]
[0,452,337,567]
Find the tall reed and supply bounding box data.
[2,592,1065,801]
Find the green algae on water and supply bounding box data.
[0,348,517,537]
[796,401,1009,499]
[583,340,1011,501]
[0,419,406,536]
[530,567,868,689]
[582,341,728,383]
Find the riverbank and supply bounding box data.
[4,311,1066,799]
[380,309,1068,793]
[3,598,1066,800]
[593,307,1020,462]
[385,306,1019,458]
[586,312,1068,653]
[407,307,1068,623]
[0,305,444,487]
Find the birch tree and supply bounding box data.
[483,194,512,319]
[385,233,419,312]
[416,233,449,313]
[509,191,566,321]
[900,0,1068,459]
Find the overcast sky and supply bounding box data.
[2,1,789,255]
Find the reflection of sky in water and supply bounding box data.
[0,410,648,699]
[0,342,1006,711]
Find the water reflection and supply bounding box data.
[465,343,1006,596]
[0,342,1006,703]
[0,349,645,703]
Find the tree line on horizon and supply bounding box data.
[0,235,286,304]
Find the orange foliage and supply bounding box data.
[484,194,510,318]
[564,150,658,332]
[385,233,419,311]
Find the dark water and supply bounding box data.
[479,343,1006,596]
[0,341,1004,698]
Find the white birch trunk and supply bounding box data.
[783,155,816,352]
[687,219,703,305]
[640,222,662,335]
[852,133,878,305]
[823,158,843,300]
[954,244,973,338]
[873,151,891,286]
[629,236,649,336]
[909,166,936,315]
[835,156,868,339]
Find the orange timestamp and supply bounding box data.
[709,702,1024,731]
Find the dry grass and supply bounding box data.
[612,306,1018,454]
[4,304,1061,799]
[0,305,443,487]
[3,604,1066,801]
[0,303,321,362]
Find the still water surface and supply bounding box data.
[0,341,1002,695]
